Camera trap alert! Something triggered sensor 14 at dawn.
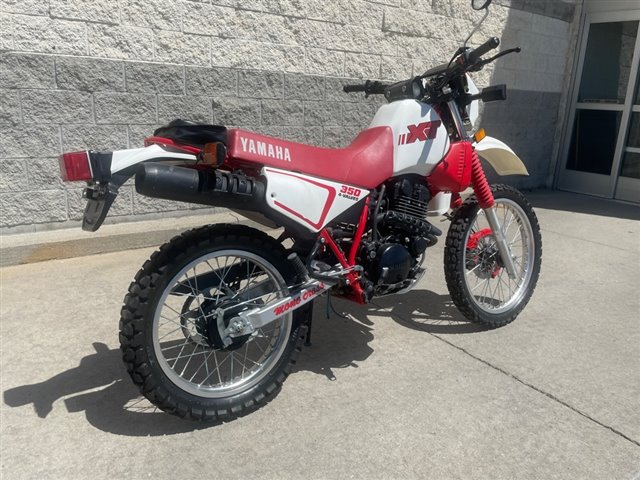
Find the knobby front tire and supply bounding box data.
[444,185,542,328]
[119,224,308,421]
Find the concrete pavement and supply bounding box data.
[1,191,639,479]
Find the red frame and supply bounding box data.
[317,198,370,304]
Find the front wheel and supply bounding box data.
[444,185,542,327]
[119,224,308,421]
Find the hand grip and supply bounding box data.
[343,84,366,93]
[468,37,500,65]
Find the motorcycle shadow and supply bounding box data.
[2,342,209,436]
[2,290,482,436]
[293,290,485,381]
[2,319,376,437]
[369,289,487,335]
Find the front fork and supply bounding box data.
[447,99,517,279]
[468,147,518,279]
[484,206,518,279]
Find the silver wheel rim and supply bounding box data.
[462,199,535,314]
[152,250,292,398]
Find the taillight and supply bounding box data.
[58,151,92,182]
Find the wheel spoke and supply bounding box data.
[460,196,537,315]
[189,349,215,382]
[169,337,193,369]
[200,350,223,386]
[165,347,207,363]
[160,312,192,329]
[152,250,293,399]
[158,324,185,341]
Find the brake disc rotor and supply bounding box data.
[466,229,502,279]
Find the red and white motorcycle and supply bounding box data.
[59,0,541,421]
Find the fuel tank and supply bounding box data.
[368,99,450,177]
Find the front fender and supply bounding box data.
[474,136,529,176]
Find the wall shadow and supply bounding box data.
[479,1,580,192]
[527,189,640,221]
[3,289,484,436]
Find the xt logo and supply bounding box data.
[397,120,441,145]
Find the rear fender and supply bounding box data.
[82,145,197,231]
[474,136,529,176]
[111,144,197,174]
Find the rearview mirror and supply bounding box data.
[472,0,492,10]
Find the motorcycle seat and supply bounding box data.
[153,119,227,149]
[226,127,395,189]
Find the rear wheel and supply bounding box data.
[119,224,308,421]
[444,185,542,327]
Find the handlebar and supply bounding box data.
[343,84,366,93]
[467,36,500,65]
[342,80,387,96]
[343,36,518,103]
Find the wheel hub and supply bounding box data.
[181,295,255,350]
[203,298,254,351]
[466,229,502,279]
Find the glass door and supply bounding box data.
[615,64,640,202]
[558,11,640,202]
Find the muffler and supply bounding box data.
[135,163,266,211]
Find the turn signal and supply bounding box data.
[202,142,226,166]
[59,151,92,182]
[473,128,486,143]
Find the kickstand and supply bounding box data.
[325,293,349,320]
[305,314,313,347]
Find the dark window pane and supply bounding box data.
[578,21,638,104]
[628,113,640,149]
[567,109,621,175]
[635,64,640,104]
[620,152,640,179]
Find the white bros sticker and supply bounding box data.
[240,137,292,162]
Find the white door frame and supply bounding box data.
[556,10,640,201]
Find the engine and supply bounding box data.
[360,175,442,297]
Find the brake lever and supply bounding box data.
[472,47,521,70]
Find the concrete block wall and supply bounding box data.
[482,0,580,188]
[0,0,577,233]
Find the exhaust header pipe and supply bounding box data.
[135,163,266,211]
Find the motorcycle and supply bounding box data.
[58,0,541,421]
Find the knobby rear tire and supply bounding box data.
[119,224,308,421]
